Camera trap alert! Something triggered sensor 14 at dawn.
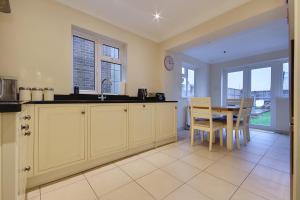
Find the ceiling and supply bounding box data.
[55,0,252,42]
[183,19,289,64]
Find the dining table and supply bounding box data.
[212,106,240,151]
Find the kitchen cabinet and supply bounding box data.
[156,103,177,143]
[89,104,128,159]
[35,105,87,174]
[1,111,29,200]
[129,104,155,148]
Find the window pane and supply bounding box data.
[181,76,187,97]
[250,67,271,126]
[182,67,185,75]
[283,62,289,95]
[227,71,243,99]
[187,69,195,97]
[102,44,119,59]
[73,36,95,90]
[101,61,121,94]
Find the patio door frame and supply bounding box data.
[223,59,289,131]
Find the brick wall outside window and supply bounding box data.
[73,36,95,91]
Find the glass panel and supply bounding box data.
[250,67,271,126]
[73,36,95,91]
[102,44,119,59]
[187,69,195,97]
[283,62,289,96]
[227,71,243,99]
[100,61,121,94]
[181,76,187,97]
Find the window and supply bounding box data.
[283,62,289,96]
[181,66,195,97]
[227,71,243,99]
[72,29,125,94]
[73,36,96,91]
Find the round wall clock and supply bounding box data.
[164,55,175,71]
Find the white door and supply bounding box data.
[89,104,128,159]
[36,105,87,174]
[129,104,155,148]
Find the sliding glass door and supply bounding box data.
[227,71,243,99]
[250,67,272,126]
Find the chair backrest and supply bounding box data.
[190,97,212,123]
[227,99,241,106]
[235,99,245,128]
[243,98,254,125]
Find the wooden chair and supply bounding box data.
[242,98,254,143]
[190,97,227,151]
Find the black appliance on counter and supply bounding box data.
[155,93,165,101]
[137,88,147,100]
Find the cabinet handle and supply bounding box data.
[21,124,29,131]
[24,131,31,136]
[24,166,31,172]
[81,111,86,115]
[143,104,146,108]
[124,109,127,112]
[23,115,31,120]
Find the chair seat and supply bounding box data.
[194,119,226,128]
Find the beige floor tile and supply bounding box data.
[241,174,290,200]
[161,146,190,159]
[138,149,160,158]
[86,167,132,197]
[164,184,211,200]
[143,152,176,168]
[205,162,250,186]
[41,174,85,194]
[84,163,116,178]
[193,149,226,161]
[114,154,142,166]
[28,196,41,200]
[119,158,157,179]
[102,182,154,200]
[229,150,262,163]
[137,169,182,200]
[41,180,97,200]
[180,154,214,170]
[187,172,237,200]
[26,188,40,200]
[218,156,256,172]
[259,157,290,173]
[231,188,267,200]
[252,165,290,187]
[162,160,201,182]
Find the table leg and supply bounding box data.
[227,112,233,151]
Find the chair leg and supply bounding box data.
[209,131,213,151]
[243,127,247,145]
[235,128,240,150]
[190,128,194,146]
[219,129,223,147]
[212,131,216,144]
[246,126,250,142]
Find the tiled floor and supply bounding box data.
[27,129,291,200]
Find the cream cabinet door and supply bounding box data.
[89,104,128,159]
[35,105,86,174]
[129,104,155,148]
[156,103,177,141]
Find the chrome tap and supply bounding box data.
[99,79,112,101]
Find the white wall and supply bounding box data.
[210,50,290,132]
[167,53,210,129]
[0,0,160,96]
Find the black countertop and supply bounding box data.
[28,99,177,104]
[0,101,23,113]
[0,94,177,112]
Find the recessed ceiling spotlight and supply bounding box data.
[153,11,162,22]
